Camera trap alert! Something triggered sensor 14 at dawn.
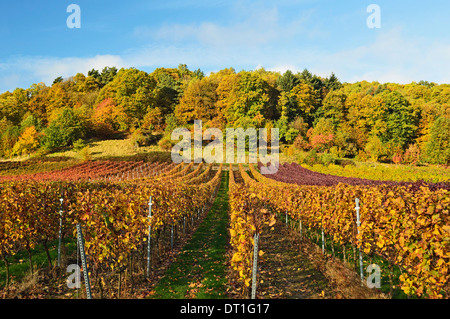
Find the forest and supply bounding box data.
[0,64,449,165]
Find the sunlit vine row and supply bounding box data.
[240,163,449,298]
[228,164,274,296]
[0,162,223,296]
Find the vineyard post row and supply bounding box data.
[76,223,92,299]
[146,196,152,278]
[68,162,223,298]
[93,162,217,297]
[242,162,449,299]
[0,162,223,298]
[279,177,382,286]
[355,197,364,283]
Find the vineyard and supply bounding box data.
[0,157,449,299]
[0,159,222,298]
[302,163,450,184]
[269,162,450,191]
[227,162,449,298]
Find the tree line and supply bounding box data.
[0,64,448,164]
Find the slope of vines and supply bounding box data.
[239,163,449,298]
[264,162,450,192]
[228,165,273,297]
[0,162,223,297]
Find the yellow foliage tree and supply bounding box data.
[12,126,40,156]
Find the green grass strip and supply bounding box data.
[0,238,77,289]
[149,171,230,299]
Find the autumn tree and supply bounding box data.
[151,68,184,114]
[0,118,20,157]
[320,89,347,125]
[91,98,130,137]
[308,117,335,152]
[425,116,450,164]
[142,107,164,133]
[96,68,157,127]
[175,76,219,125]
[27,83,50,124]
[45,82,72,122]
[12,126,40,156]
[20,114,43,132]
[381,91,419,149]
[43,108,86,150]
[276,70,299,92]
[290,83,320,125]
[216,70,272,128]
[0,90,28,125]
[365,135,385,162]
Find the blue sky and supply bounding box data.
[1,0,450,93]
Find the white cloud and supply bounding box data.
[266,64,302,74]
[0,74,22,92]
[304,27,450,84]
[133,4,314,50]
[1,20,450,93]
[38,55,125,81]
[135,11,281,48]
[0,54,125,91]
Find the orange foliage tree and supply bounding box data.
[91,98,130,137]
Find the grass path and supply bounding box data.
[258,220,334,299]
[149,171,231,299]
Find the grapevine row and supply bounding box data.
[228,165,274,297]
[239,163,449,298]
[0,162,222,296]
[0,160,175,183]
[268,162,450,192]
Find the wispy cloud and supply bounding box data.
[1,4,450,92]
[312,27,450,83]
[0,55,125,91]
[133,5,313,49]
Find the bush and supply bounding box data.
[364,135,384,162]
[78,146,92,161]
[158,135,174,151]
[43,108,86,151]
[403,144,421,165]
[302,150,320,166]
[73,139,86,151]
[335,158,356,167]
[299,150,337,166]
[293,133,309,151]
[355,150,369,162]
[392,151,403,164]
[130,128,159,147]
[130,128,146,147]
[319,152,337,166]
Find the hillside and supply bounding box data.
[0,66,449,167]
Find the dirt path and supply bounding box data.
[257,219,335,299]
[232,167,334,299]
